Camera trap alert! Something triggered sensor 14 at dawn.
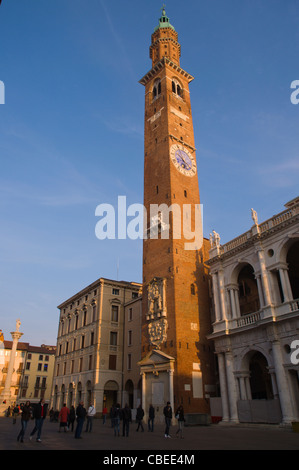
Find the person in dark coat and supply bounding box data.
[29,398,48,442]
[148,404,155,432]
[163,401,172,438]
[17,401,32,442]
[122,403,132,437]
[136,404,144,432]
[175,405,185,438]
[111,403,121,437]
[68,405,76,432]
[74,401,86,439]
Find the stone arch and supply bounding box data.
[85,380,93,406]
[286,239,299,300]
[239,346,272,371]
[52,385,59,411]
[60,384,66,408]
[124,379,134,409]
[103,380,119,412]
[240,349,273,400]
[67,382,75,408]
[76,381,82,406]
[230,261,260,316]
[277,235,299,300]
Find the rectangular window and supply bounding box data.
[89,355,93,370]
[127,354,132,370]
[79,357,83,372]
[111,305,119,323]
[110,332,117,350]
[128,330,132,346]
[92,304,97,322]
[112,288,120,295]
[44,364,48,372]
[128,308,133,321]
[109,355,117,370]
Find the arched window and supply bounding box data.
[172,79,183,99]
[153,79,161,100]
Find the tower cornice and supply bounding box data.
[139,57,194,86]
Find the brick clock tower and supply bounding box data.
[138,8,215,421]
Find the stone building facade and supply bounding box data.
[208,197,299,425]
[51,278,141,414]
[0,339,56,410]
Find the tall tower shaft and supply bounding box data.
[139,8,215,418]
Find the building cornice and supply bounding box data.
[139,57,194,86]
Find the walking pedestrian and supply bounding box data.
[102,405,108,424]
[68,406,76,432]
[148,404,155,432]
[17,401,32,442]
[163,401,172,438]
[175,405,185,439]
[85,403,96,432]
[58,403,70,433]
[122,403,132,437]
[29,398,48,442]
[74,401,86,439]
[111,403,121,437]
[12,403,19,424]
[136,404,144,432]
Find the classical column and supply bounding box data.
[0,320,23,405]
[257,247,272,306]
[238,375,247,400]
[217,353,230,422]
[279,268,291,303]
[228,287,237,319]
[218,269,227,321]
[212,273,221,322]
[168,368,174,413]
[141,372,146,407]
[225,351,239,423]
[283,268,293,301]
[272,340,294,424]
[234,288,241,317]
[245,375,252,400]
[256,274,265,307]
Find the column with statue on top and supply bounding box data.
[0,320,23,415]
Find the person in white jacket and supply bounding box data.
[85,404,96,433]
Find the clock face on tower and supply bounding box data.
[170,144,197,177]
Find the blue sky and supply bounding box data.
[0,0,298,345]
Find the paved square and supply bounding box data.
[1,416,298,452]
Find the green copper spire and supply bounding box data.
[154,5,175,32]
